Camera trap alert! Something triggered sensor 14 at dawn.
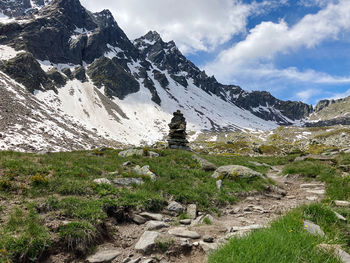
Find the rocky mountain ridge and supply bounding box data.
[0,0,316,151]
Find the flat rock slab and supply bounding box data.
[135,231,160,254]
[119,149,144,157]
[229,224,264,233]
[199,241,218,253]
[113,178,144,186]
[300,183,325,189]
[304,220,325,237]
[146,221,169,231]
[335,200,350,207]
[187,204,197,219]
[139,212,163,221]
[86,249,121,263]
[306,189,325,195]
[212,165,264,180]
[168,227,201,239]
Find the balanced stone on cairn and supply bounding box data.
[167,110,190,150]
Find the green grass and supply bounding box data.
[0,207,50,262]
[209,205,343,263]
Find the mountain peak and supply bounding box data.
[144,30,162,42]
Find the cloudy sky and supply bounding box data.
[81,0,350,105]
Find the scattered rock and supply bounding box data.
[306,189,325,195]
[212,165,264,180]
[193,155,217,171]
[139,212,163,221]
[334,211,347,221]
[318,244,350,263]
[129,258,141,263]
[303,220,325,237]
[167,201,184,215]
[134,165,157,181]
[228,224,264,233]
[146,221,169,231]
[180,219,191,225]
[168,227,201,239]
[306,196,318,201]
[149,151,159,158]
[180,238,192,248]
[335,200,350,207]
[199,241,218,253]
[187,204,197,219]
[132,215,147,225]
[203,235,214,243]
[86,249,121,263]
[216,180,222,190]
[93,178,111,185]
[123,161,132,166]
[113,178,144,186]
[135,231,160,254]
[300,183,325,189]
[119,149,144,158]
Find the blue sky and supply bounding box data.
[82,0,350,105]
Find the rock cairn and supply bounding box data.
[167,110,190,150]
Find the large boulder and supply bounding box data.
[212,165,264,180]
[118,149,144,157]
[135,231,160,254]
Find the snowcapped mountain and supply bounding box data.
[0,0,312,151]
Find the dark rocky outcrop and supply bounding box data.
[87,56,140,99]
[46,68,67,87]
[167,110,190,150]
[0,52,55,93]
[72,66,87,82]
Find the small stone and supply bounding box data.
[132,215,147,225]
[303,220,325,237]
[141,260,154,263]
[192,155,217,171]
[86,249,121,263]
[119,149,144,158]
[187,204,197,219]
[139,212,163,221]
[180,219,192,225]
[306,196,318,201]
[193,242,199,246]
[216,180,222,190]
[168,227,201,239]
[287,195,296,199]
[113,178,144,186]
[129,258,141,263]
[334,211,346,221]
[149,151,159,158]
[123,161,132,166]
[199,241,218,253]
[306,189,325,195]
[335,200,350,207]
[300,183,325,189]
[180,238,192,248]
[146,221,169,231]
[167,201,184,214]
[229,224,264,233]
[135,231,160,254]
[93,178,111,185]
[203,235,214,243]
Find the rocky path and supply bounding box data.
[47,165,327,263]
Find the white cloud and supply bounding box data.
[80,0,287,54]
[297,89,321,101]
[298,0,336,7]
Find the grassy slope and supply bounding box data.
[210,154,350,263]
[0,149,289,262]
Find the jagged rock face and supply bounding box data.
[0,52,55,93]
[0,0,138,65]
[135,31,313,125]
[87,56,140,99]
[0,0,51,18]
[309,96,350,123]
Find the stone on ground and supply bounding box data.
[167,201,184,214]
[212,165,264,180]
[168,227,201,239]
[139,212,163,221]
[335,200,350,207]
[93,178,111,185]
[113,178,144,186]
[187,204,197,219]
[318,244,350,263]
[146,221,169,231]
[86,249,121,263]
[303,220,325,237]
[119,149,144,158]
[132,214,147,225]
[193,155,217,171]
[133,165,157,181]
[135,231,160,254]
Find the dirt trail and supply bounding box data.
[46,165,326,263]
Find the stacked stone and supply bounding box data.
[167,110,190,150]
